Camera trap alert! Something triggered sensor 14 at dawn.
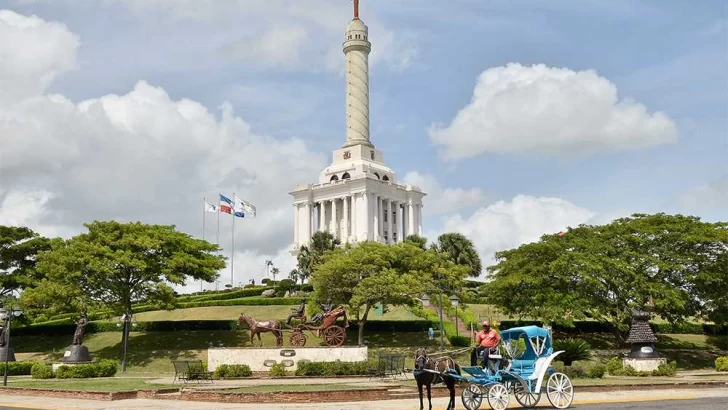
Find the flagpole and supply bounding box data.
[231,192,235,288]
[216,206,220,245]
[202,198,206,292]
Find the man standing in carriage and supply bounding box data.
[286,297,307,325]
[307,298,334,324]
[471,320,500,369]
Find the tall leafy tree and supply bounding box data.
[434,232,482,277]
[22,221,225,319]
[311,241,468,344]
[294,231,340,285]
[484,213,728,342]
[0,226,51,297]
[404,234,428,250]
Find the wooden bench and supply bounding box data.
[172,360,213,384]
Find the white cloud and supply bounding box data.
[402,171,486,214]
[679,176,728,210]
[429,63,678,161]
[442,195,596,271]
[0,9,79,102]
[0,10,326,291]
[109,0,417,73]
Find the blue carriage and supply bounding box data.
[453,325,574,410]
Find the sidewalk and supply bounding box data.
[1,387,727,409]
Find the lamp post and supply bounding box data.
[0,306,23,387]
[449,295,460,337]
[116,311,137,373]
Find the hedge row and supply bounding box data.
[176,297,302,308]
[0,361,36,375]
[495,320,728,336]
[181,287,275,302]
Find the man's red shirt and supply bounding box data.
[476,328,500,348]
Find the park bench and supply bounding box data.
[172,360,214,384]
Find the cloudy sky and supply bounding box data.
[0,0,726,293]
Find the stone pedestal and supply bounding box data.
[623,357,667,373]
[61,345,92,363]
[207,346,368,372]
[0,347,16,362]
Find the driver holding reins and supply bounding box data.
[470,320,500,369]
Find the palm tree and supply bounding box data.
[271,267,280,282]
[296,245,312,286]
[434,233,482,278]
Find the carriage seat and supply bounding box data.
[508,359,536,375]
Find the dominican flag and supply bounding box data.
[219,194,233,214]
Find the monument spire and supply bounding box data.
[342,0,373,148]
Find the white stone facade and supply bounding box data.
[207,346,368,372]
[290,5,425,252]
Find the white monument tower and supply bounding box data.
[290,0,425,253]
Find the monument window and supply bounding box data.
[382,175,389,181]
[373,172,380,179]
[342,172,351,180]
[330,175,339,182]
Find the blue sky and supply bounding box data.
[0,0,726,289]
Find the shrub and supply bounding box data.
[214,364,252,379]
[294,361,368,376]
[94,359,119,377]
[586,363,606,379]
[716,356,728,372]
[605,357,623,375]
[652,361,677,377]
[56,364,97,379]
[269,363,288,378]
[0,361,36,376]
[30,363,54,379]
[448,335,471,347]
[553,338,591,366]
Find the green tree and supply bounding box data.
[311,241,468,344]
[294,231,340,286]
[484,213,728,342]
[22,221,225,319]
[434,232,482,277]
[0,225,51,297]
[404,234,428,250]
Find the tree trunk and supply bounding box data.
[358,304,371,345]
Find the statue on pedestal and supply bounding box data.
[0,321,15,362]
[0,324,7,348]
[62,312,92,363]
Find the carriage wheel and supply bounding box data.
[290,331,307,347]
[546,372,574,409]
[322,326,346,347]
[461,384,484,410]
[486,383,509,410]
[513,380,541,408]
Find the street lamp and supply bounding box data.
[449,295,460,337]
[421,292,444,351]
[0,306,23,387]
[115,311,137,373]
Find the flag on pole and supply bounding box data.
[219,194,233,214]
[234,195,257,217]
[205,201,218,213]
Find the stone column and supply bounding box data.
[373,194,379,240]
[387,199,393,244]
[319,200,327,232]
[379,197,385,242]
[343,195,349,240]
[417,204,423,236]
[294,203,299,245]
[362,191,369,240]
[396,202,403,242]
[303,202,311,243]
[407,202,415,236]
[331,198,338,238]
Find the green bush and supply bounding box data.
[553,338,591,366]
[716,356,728,372]
[55,360,119,379]
[269,363,288,378]
[586,363,606,379]
[30,363,54,379]
[213,364,252,379]
[652,361,677,377]
[448,335,471,347]
[0,361,36,376]
[294,361,368,376]
[605,357,623,375]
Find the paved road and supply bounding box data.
[1,388,727,409]
[576,397,727,409]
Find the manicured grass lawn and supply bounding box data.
[5,378,178,391]
[134,305,420,322]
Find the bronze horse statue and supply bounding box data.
[413,348,460,410]
[237,313,283,347]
